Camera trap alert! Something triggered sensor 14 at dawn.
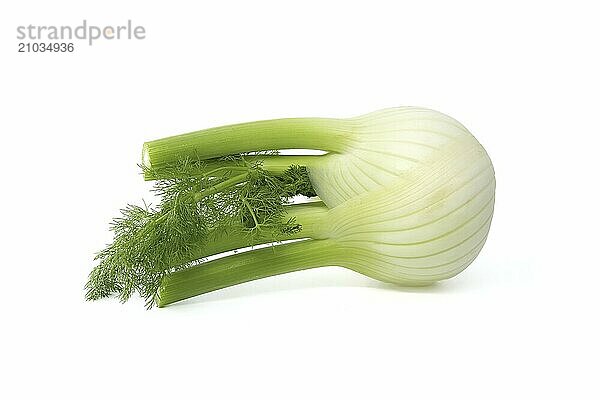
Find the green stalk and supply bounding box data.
[157,238,339,307]
[233,155,323,175]
[144,155,325,181]
[143,118,353,171]
[174,201,329,268]
[192,173,247,202]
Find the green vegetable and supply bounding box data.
[86,107,495,308]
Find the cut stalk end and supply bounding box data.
[142,142,151,169]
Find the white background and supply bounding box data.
[1,1,598,399]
